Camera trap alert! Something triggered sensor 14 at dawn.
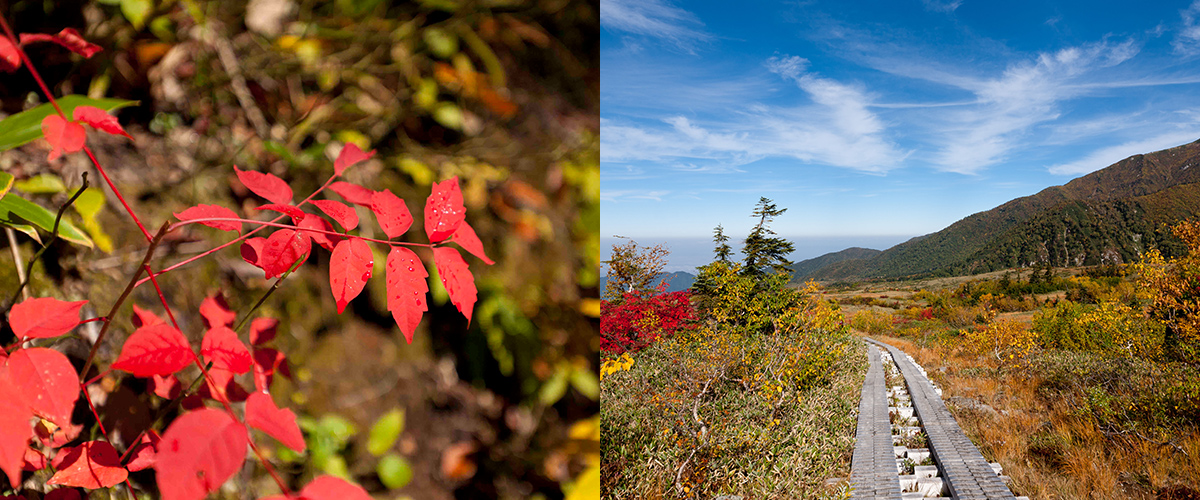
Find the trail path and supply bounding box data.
[848,338,1027,499]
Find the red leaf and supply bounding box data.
[329,181,375,206]
[298,213,342,252]
[19,28,101,58]
[450,221,493,265]
[248,318,278,345]
[47,441,128,489]
[245,392,306,453]
[370,189,413,239]
[35,420,81,449]
[328,239,373,314]
[111,323,195,378]
[174,204,242,233]
[201,327,252,374]
[312,199,358,231]
[252,348,289,392]
[241,237,267,267]
[131,304,164,328]
[0,368,32,488]
[386,247,428,343]
[198,367,249,403]
[124,430,161,472]
[0,37,20,73]
[259,229,311,279]
[22,447,46,471]
[45,489,82,500]
[156,408,248,500]
[424,177,466,243]
[73,106,131,139]
[8,297,87,339]
[255,204,306,224]
[41,115,86,162]
[6,348,78,428]
[300,475,372,500]
[433,247,477,324]
[234,166,293,205]
[333,143,375,176]
[199,293,237,329]
[151,374,181,400]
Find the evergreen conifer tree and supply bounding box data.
[741,197,795,277]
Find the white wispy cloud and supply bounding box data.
[921,0,963,13]
[1047,129,1200,175]
[1174,0,1200,54]
[600,189,672,202]
[600,0,710,49]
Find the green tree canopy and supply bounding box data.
[741,197,795,277]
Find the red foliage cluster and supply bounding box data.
[600,290,696,354]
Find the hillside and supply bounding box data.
[788,247,882,282]
[800,139,1200,281]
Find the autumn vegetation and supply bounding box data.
[836,218,1200,498]
[600,200,865,499]
[0,2,598,499]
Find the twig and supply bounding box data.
[208,26,270,138]
[3,172,91,313]
[675,374,718,496]
[5,228,28,301]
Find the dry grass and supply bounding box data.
[877,334,1200,499]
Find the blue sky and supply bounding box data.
[601,0,1200,271]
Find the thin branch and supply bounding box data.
[5,228,28,301]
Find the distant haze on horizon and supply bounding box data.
[601,234,916,274]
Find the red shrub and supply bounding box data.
[600,290,696,354]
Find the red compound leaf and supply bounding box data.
[199,293,237,329]
[0,37,20,72]
[328,238,373,314]
[312,199,358,231]
[450,221,493,265]
[6,348,78,428]
[19,28,101,58]
[41,115,86,162]
[245,392,306,453]
[424,177,466,243]
[241,236,267,267]
[370,189,413,239]
[8,297,87,339]
[111,323,195,378]
[156,408,248,500]
[0,368,32,488]
[174,204,242,233]
[433,247,477,324]
[198,366,249,403]
[386,247,428,343]
[260,229,311,279]
[255,204,306,224]
[329,181,375,206]
[234,166,293,205]
[47,441,128,489]
[299,475,372,500]
[201,326,252,374]
[35,420,82,449]
[248,317,278,345]
[124,430,161,472]
[333,143,375,176]
[131,304,165,328]
[73,106,131,139]
[297,213,342,252]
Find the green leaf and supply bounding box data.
[569,367,599,401]
[0,96,138,152]
[121,0,153,30]
[432,103,463,130]
[376,453,413,489]
[0,194,93,248]
[367,409,405,456]
[73,188,106,219]
[0,172,14,199]
[423,27,458,58]
[539,369,569,406]
[14,174,67,194]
